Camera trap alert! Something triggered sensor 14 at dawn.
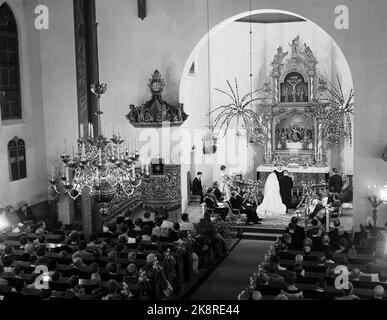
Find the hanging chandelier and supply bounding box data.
[49,83,147,204]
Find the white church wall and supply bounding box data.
[0,0,47,208]
[38,0,78,188]
[0,0,79,212]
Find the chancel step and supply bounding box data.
[241,232,282,241]
[242,226,285,235]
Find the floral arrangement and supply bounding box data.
[308,75,354,146]
[211,79,267,146]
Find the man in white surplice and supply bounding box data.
[256,172,287,218]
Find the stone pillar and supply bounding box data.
[81,188,93,236]
[57,195,74,225]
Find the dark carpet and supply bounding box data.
[189,239,272,300]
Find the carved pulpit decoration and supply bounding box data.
[259,36,330,168]
[126,70,189,128]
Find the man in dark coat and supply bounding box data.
[328,168,343,194]
[16,202,35,224]
[279,170,293,212]
[192,172,204,203]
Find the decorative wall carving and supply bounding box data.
[126,70,188,128]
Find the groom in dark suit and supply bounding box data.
[192,172,204,203]
[279,170,293,212]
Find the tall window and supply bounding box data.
[8,137,26,181]
[0,3,21,120]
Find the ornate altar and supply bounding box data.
[256,37,331,186]
[126,70,188,128]
[259,36,329,169]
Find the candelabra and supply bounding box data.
[49,83,150,210]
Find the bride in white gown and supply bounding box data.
[256,172,287,218]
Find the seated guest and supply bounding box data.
[18,235,29,250]
[75,240,93,259]
[302,246,314,261]
[282,233,297,250]
[353,224,368,246]
[197,212,227,257]
[3,255,14,273]
[16,201,36,224]
[213,181,224,202]
[335,282,360,300]
[357,238,372,255]
[204,188,229,220]
[315,255,328,273]
[305,278,332,300]
[350,268,362,282]
[306,218,322,239]
[0,265,9,285]
[141,225,152,242]
[280,272,303,299]
[285,217,305,249]
[373,285,385,300]
[102,280,124,300]
[311,229,324,251]
[256,272,281,296]
[229,191,261,224]
[160,212,174,230]
[180,213,196,236]
[35,221,47,235]
[6,279,38,301]
[335,238,350,254]
[168,223,181,243]
[325,193,342,215]
[152,216,169,239]
[142,211,156,230]
[366,247,387,273]
[269,255,287,271]
[192,172,204,203]
[278,242,295,260]
[267,262,286,289]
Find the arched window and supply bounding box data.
[0,3,21,120]
[8,136,26,181]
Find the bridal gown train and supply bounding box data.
[256,172,287,218]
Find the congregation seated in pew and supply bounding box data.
[239,216,387,300]
[0,205,234,301]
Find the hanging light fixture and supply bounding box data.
[49,84,148,206]
[202,0,217,155]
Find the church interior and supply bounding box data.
[0,0,386,302]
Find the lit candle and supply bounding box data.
[82,142,86,158]
[80,123,84,139]
[90,124,94,138]
[98,148,102,163]
[66,166,69,181]
[368,185,371,197]
[132,165,135,177]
